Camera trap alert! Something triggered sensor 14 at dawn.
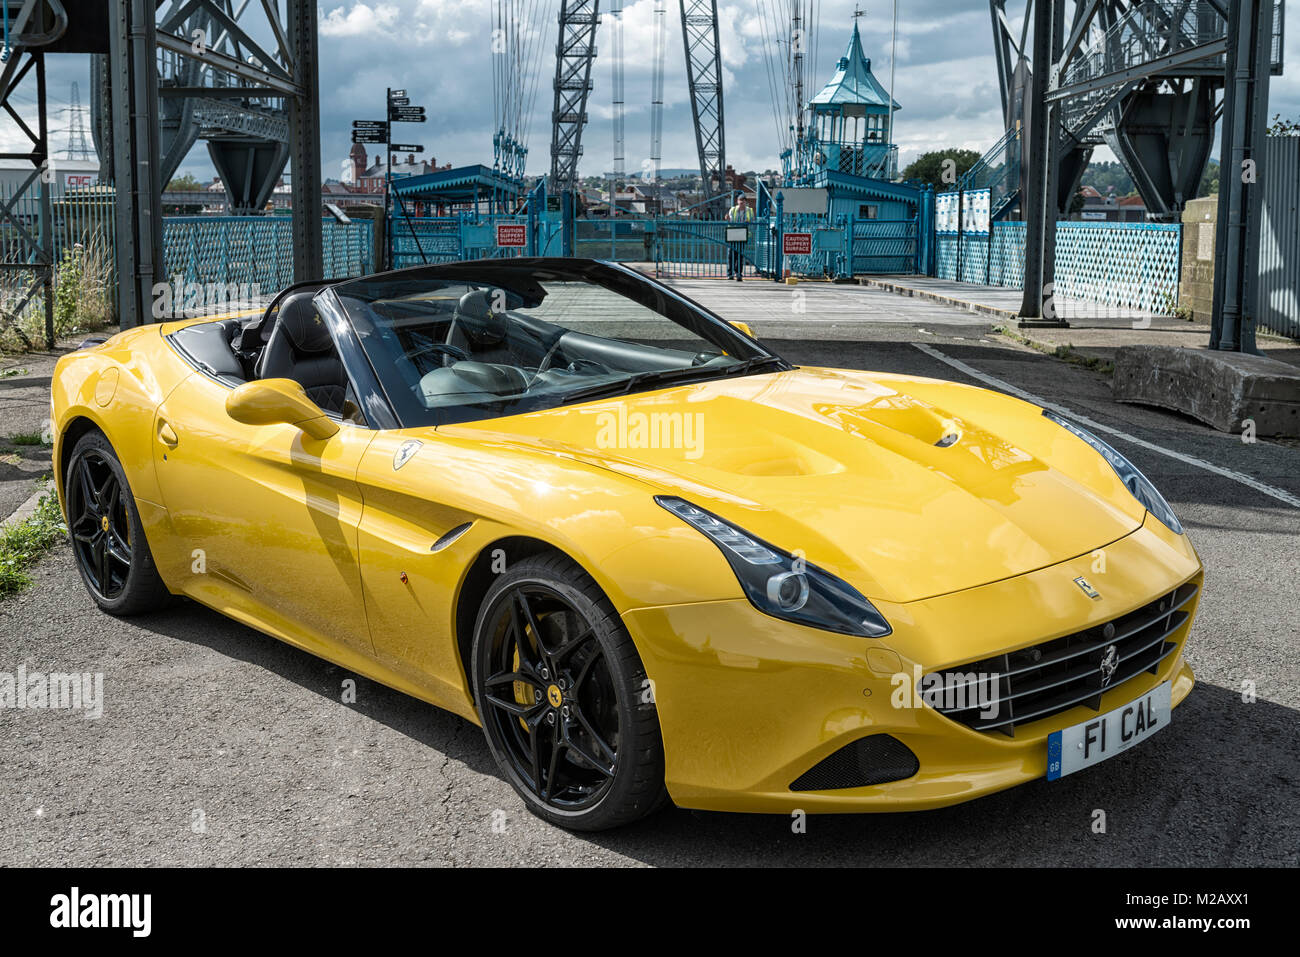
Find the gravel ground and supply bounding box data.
[0,313,1296,866]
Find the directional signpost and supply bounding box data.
[383,88,428,269]
[351,119,387,145]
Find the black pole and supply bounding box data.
[1018,0,1066,326]
[1212,0,1272,353]
[287,0,322,284]
[385,87,392,271]
[35,52,53,347]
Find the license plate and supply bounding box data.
[1047,681,1171,781]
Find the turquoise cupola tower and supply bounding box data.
[800,21,900,181]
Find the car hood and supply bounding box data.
[438,367,1145,604]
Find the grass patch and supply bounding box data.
[7,431,45,446]
[0,486,65,599]
[0,367,27,379]
[1,235,115,353]
[992,325,1116,376]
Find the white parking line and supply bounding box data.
[913,342,1300,510]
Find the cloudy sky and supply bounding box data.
[19,0,1300,183]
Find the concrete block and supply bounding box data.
[1112,345,1300,436]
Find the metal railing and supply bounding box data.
[957,126,1021,220]
[938,219,1182,315]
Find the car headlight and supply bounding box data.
[655,496,892,637]
[1043,409,1183,535]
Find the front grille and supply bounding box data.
[926,581,1198,737]
[790,734,919,791]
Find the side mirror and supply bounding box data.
[226,378,339,441]
[730,320,756,338]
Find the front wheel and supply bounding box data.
[471,553,667,831]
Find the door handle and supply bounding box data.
[158,421,179,448]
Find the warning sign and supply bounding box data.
[783,232,813,255]
[496,224,527,248]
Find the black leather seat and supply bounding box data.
[254,291,348,413]
[446,289,517,367]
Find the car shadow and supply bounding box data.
[129,600,1300,866]
[586,681,1300,867]
[132,598,503,782]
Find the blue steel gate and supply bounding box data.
[555,215,781,280]
[389,210,919,279]
[652,219,776,279]
[852,219,919,274]
[390,214,563,268]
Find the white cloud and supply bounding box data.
[17,0,1293,183]
[319,3,401,38]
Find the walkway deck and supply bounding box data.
[858,275,1185,327]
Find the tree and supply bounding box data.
[1198,159,1220,198]
[902,149,982,190]
[165,173,203,192]
[1079,160,1134,197]
[1268,113,1300,136]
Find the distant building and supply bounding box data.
[1075,185,1148,222]
[348,143,452,193]
[0,157,100,201]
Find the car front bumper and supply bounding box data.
[622,515,1201,814]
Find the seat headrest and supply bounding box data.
[275,292,334,355]
[456,289,498,322]
[454,288,505,345]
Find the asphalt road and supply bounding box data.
[1,313,1297,867]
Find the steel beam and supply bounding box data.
[1049,39,1228,102]
[680,0,726,214]
[549,0,600,192]
[1019,0,1064,325]
[155,31,300,96]
[286,0,321,282]
[0,48,55,348]
[110,0,165,328]
[1212,0,1274,353]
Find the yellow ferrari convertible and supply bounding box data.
[51,258,1201,831]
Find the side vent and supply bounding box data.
[790,735,919,792]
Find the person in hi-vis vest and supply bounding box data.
[725,194,753,281]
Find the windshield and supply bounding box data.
[327,261,786,427]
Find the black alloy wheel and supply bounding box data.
[472,554,666,831]
[64,430,172,615]
[68,447,132,601]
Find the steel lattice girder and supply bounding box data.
[1009,0,1278,347]
[550,0,601,192]
[192,98,290,141]
[0,46,56,349]
[107,0,321,326]
[994,3,1234,283]
[680,0,725,210]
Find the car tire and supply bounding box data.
[64,429,173,616]
[471,552,668,831]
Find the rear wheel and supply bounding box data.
[65,430,172,616]
[471,553,667,831]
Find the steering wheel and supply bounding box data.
[406,342,471,367]
[565,357,611,375]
